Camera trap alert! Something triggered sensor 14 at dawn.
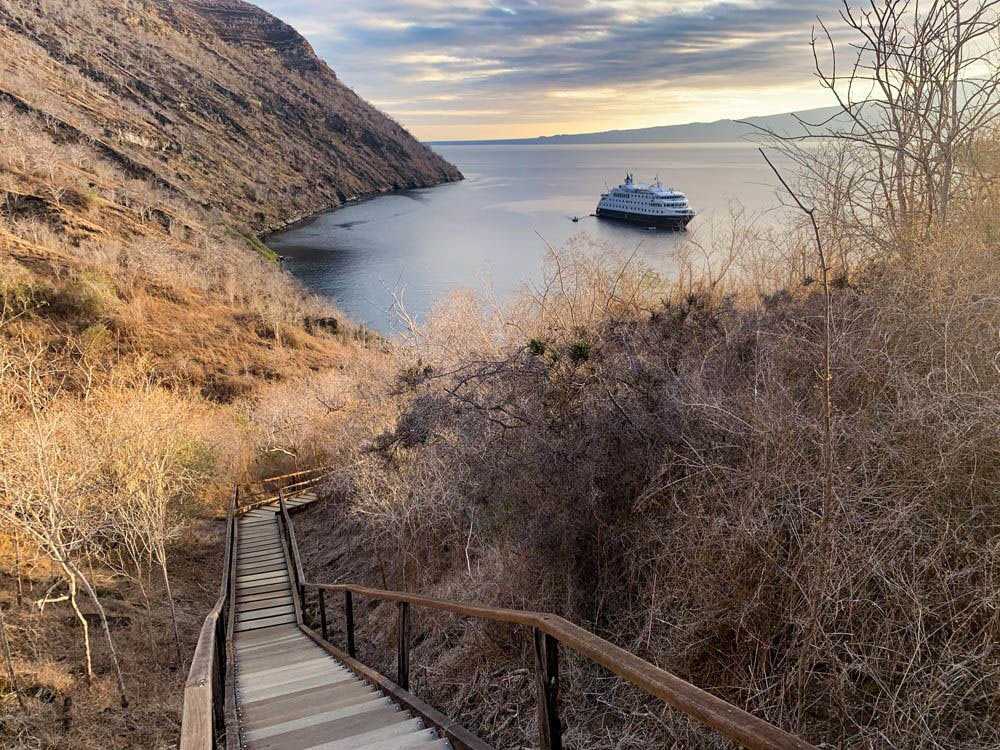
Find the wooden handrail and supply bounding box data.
[276,498,815,750]
[181,488,237,749]
[278,476,326,494]
[277,491,306,604]
[274,496,815,750]
[235,474,328,515]
[256,466,331,486]
[301,582,814,750]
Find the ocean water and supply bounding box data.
[267,142,787,333]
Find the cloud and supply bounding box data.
[252,0,845,139]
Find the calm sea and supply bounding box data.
[267,142,786,333]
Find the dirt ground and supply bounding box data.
[0,518,224,749]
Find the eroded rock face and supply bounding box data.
[160,0,326,73]
[0,0,461,231]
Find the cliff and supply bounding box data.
[0,0,462,405]
[0,0,461,231]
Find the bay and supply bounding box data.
[267,142,786,333]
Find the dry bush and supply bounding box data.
[244,345,399,479]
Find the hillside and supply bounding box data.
[0,0,463,398]
[0,0,461,232]
[433,105,846,145]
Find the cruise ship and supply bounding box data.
[596,174,696,230]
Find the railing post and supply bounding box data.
[344,590,356,658]
[318,589,328,641]
[397,601,410,690]
[533,628,562,750]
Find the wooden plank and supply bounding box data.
[237,591,293,606]
[238,670,358,703]
[237,561,286,573]
[238,553,285,565]
[238,541,282,553]
[238,549,283,560]
[180,615,218,750]
[533,628,562,750]
[239,654,332,677]
[236,630,308,647]
[238,562,288,575]
[365,741,447,750]
[235,568,288,579]
[235,579,289,591]
[237,640,317,662]
[238,549,284,560]
[239,604,296,618]
[243,697,393,741]
[238,662,354,691]
[241,687,382,731]
[238,555,285,565]
[397,742,449,750]
[237,638,312,657]
[238,583,292,599]
[238,539,282,550]
[239,536,280,545]
[237,595,294,610]
[238,681,377,722]
[237,547,281,564]
[239,651,323,674]
[238,550,283,561]
[237,596,293,612]
[234,623,301,643]
[240,530,281,551]
[244,705,409,750]
[238,605,296,621]
[238,558,286,570]
[288,719,426,750]
[235,614,298,632]
[236,636,307,655]
[238,658,346,686]
[236,571,289,584]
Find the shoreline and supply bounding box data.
[260,173,464,241]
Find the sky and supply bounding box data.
[253,0,846,141]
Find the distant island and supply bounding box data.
[430,105,844,145]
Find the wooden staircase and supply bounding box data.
[182,470,818,750]
[233,490,449,749]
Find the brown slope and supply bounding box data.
[0,0,461,231]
